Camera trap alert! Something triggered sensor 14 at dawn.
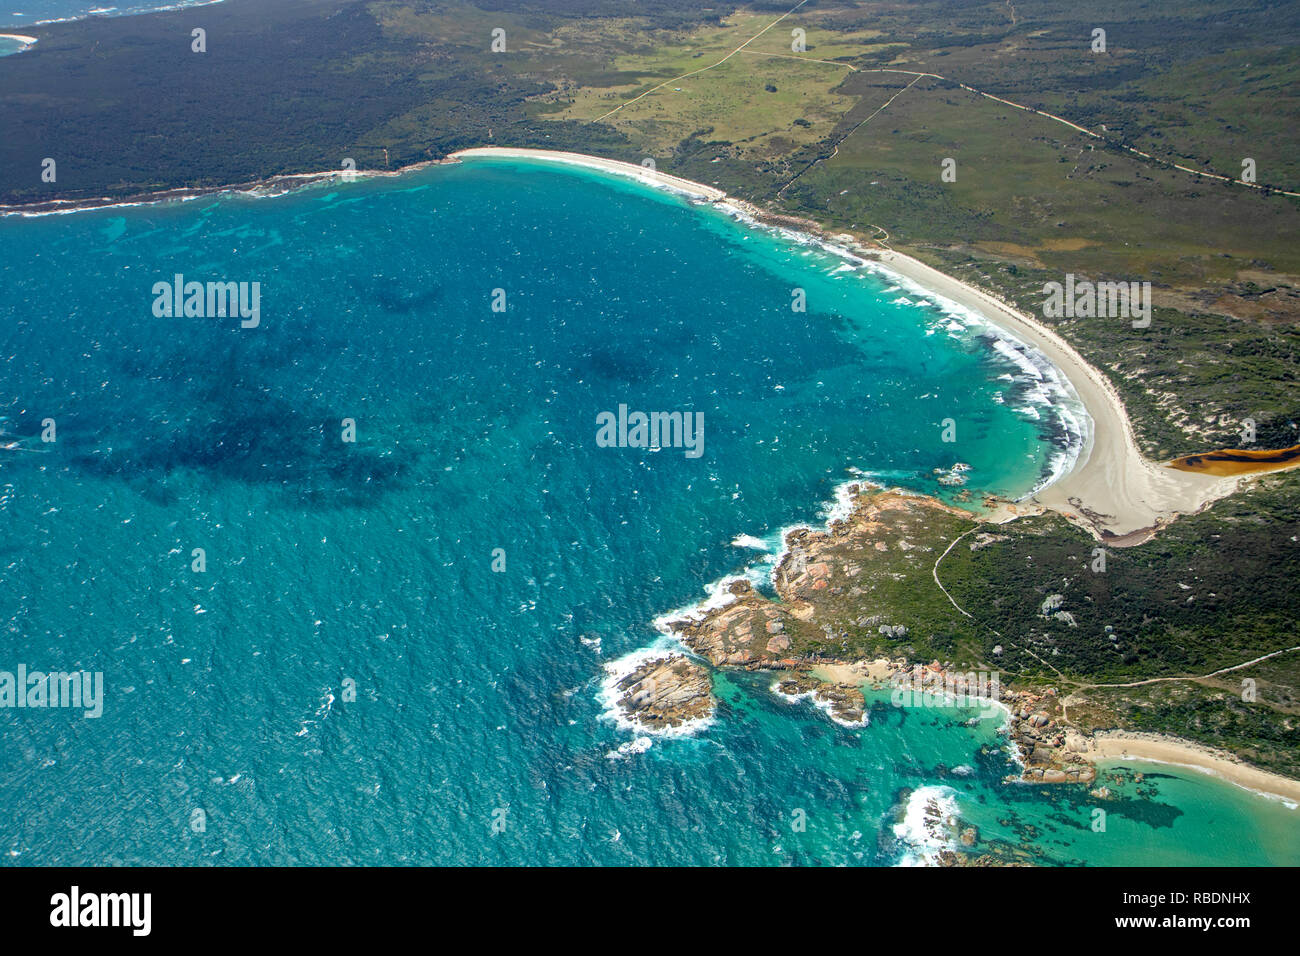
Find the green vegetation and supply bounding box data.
[944,473,1300,682]
[933,472,1300,777]
[1078,677,1300,781]
[691,471,1300,776]
[11,0,1290,456]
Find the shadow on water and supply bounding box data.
[46,336,420,508]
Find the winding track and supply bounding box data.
[931,526,1300,690]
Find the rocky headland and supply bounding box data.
[662,485,971,668]
[658,482,1096,784]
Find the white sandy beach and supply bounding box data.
[450,146,1250,542]
[872,249,1242,541]
[448,147,727,202]
[6,140,1262,543]
[1083,731,1300,804]
[0,33,39,51]
[811,659,896,685]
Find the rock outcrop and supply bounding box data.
[612,654,714,731]
[774,672,866,726]
[1004,688,1096,784]
[644,484,1099,788]
[663,485,972,669]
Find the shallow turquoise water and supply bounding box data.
[0,159,1293,865]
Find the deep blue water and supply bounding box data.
[1,159,1295,866]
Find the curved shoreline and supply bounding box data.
[1086,731,1300,805]
[441,150,1300,806]
[869,249,1244,541]
[7,143,1296,812]
[453,149,1087,506]
[449,147,1261,542]
[0,149,1282,540]
[0,33,38,53]
[0,143,1277,542]
[449,148,729,202]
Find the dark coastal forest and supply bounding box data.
[0,0,589,200]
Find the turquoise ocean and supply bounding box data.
[1,158,1296,865]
